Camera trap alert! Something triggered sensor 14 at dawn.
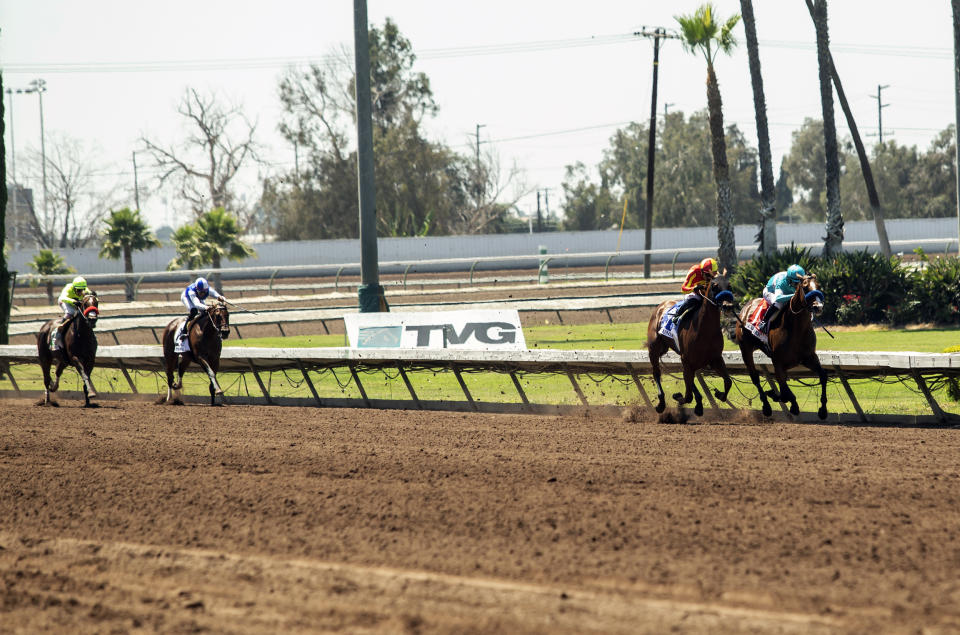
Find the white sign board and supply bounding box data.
[344,310,526,350]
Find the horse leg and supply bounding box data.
[773,364,798,415]
[673,364,703,416]
[740,344,772,417]
[802,354,829,420]
[174,355,190,403]
[650,351,666,414]
[50,358,67,394]
[196,357,223,398]
[70,354,97,402]
[39,359,55,406]
[710,357,733,403]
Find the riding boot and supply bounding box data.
[179,318,192,341]
[671,297,699,325]
[761,304,781,334]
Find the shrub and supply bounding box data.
[895,253,960,325]
[816,250,910,324]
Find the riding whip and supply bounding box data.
[222,299,260,315]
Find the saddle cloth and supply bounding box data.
[656,303,682,352]
[174,320,191,354]
[744,301,770,345]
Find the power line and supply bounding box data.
[2,35,954,75]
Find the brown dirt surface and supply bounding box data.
[2,401,959,633]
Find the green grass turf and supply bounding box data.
[4,324,958,416]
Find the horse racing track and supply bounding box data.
[2,400,959,633]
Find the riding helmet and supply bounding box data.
[786,264,806,284]
[700,257,718,274]
[72,276,87,290]
[195,277,208,292]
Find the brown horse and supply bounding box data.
[160,301,231,405]
[735,274,828,419]
[646,273,736,416]
[36,292,100,407]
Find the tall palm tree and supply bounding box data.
[812,0,843,258]
[739,0,776,256]
[99,208,161,301]
[675,4,741,272]
[169,207,256,291]
[953,0,960,253]
[803,0,890,258]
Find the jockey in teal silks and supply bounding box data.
[760,264,805,332]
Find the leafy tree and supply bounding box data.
[811,0,843,257]
[28,249,74,304]
[168,207,255,290]
[269,18,523,239]
[0,70,10,344]
[99,208,162,301]
[561,162,617,231]
[739,0,777,255]
[908,127,957,218]
[675,4,741,272]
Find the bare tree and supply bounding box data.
[450,146,530,235]
[141,88,260,225]
[20,134,118,249]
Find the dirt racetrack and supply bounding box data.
[2,401,960,633]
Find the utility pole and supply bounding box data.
[870,84,890,144]
[24,79,47,230]
[536,190,542,232]
[543,188,550,225]
[664,102,675,119]
[132,151,141,211]
[5,89,17,248]
[475,123,486,207]
[635,27,680,279]
[353,0,386,312]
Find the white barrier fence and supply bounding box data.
[1,345,958,425]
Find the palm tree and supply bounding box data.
[169,207,255,290]
[812,0,843,258]
[739,0,776,256]
[29,249,74,304]
[99,208,161,301]
[803,0,890,258]
[953,0,960,253]
[675,4,741,272]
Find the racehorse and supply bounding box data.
[160,301,230,405]
[735,274,828,419]
[646,272,736,416]
[36,291,100,407]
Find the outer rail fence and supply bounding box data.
[13,237,956,292]
[1,345,958,426]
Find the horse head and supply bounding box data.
[706,270,736,313]
[208,301,231,339]
[79,291,100,328]
[792,273,824,317]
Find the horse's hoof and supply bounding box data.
[87,391,97,399]
[215,389,224,396]
[694,403,704,416]
[713,390,728,402]
[762,403,772,417]
[671,392,684,403]
[655,401,666,414]
[790,402,800,416]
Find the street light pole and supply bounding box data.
[23,79,47,229]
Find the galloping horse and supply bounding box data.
[646,273,736,416]
[735,274,828,419]
[160,301,230,405]
[36,291,100,407]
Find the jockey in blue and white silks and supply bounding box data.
[760,264,805,331]
[179,277,225,340]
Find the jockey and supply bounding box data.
[54,276,91,347]
[760,264,806,331]
[179,277,226,340]
[671,257,718,324]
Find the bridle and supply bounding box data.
[700,276,735,310]
[197,305,230,340]
[789,275,825,315]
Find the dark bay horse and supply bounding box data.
[646,273,736,416]
[36,292,100,407]
[735,274,828,419]
[160,301,231,405]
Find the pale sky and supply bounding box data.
[1,0,956,229]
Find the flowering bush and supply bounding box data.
[835,294,865,325]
